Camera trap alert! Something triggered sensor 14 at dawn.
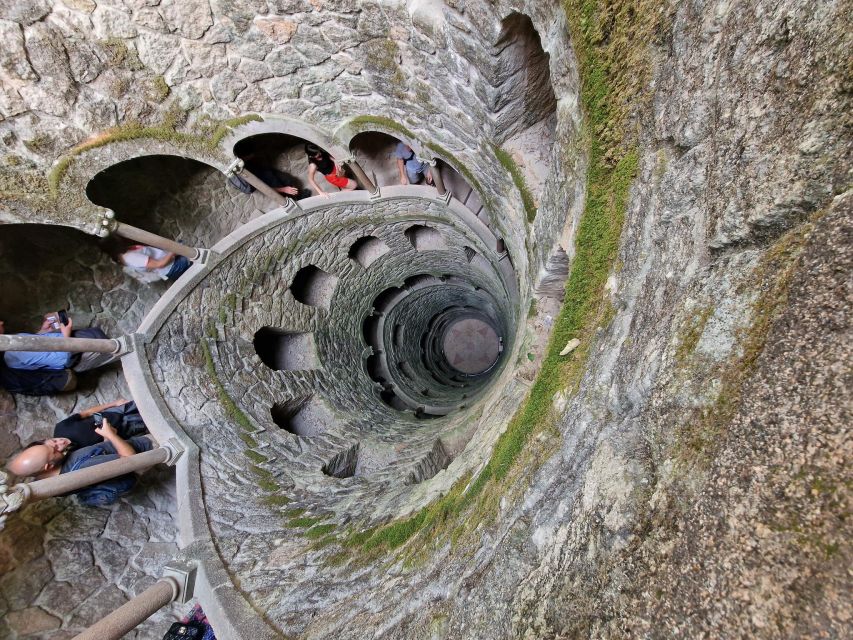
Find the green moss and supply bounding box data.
[289,516,324,528]
[101,37,130,67]
[284,507,306,519]
[305,524,336,539]
[528,300,538,318]
[347,115,417,141]
[257,478,279,492]
[149,76,170,103]
[200,340,257,433]
[244,449,268,464]
[492,144,537,222]
[24,134,53,154]
[262,494,292,507]
[675,305,713,364]
[225,292,238,311]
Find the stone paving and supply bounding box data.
[0,157,259,638]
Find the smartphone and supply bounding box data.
[92,413,103,427]
[58,309,68,326]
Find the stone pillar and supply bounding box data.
[428,158,447,197]
[344,158,378,194]
[1,441,182,527]
[71,577,178,640]
[226,158,288,206]
[0,334,123,355]
[71,564,196,640]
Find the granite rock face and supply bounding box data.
[0,0,849,639]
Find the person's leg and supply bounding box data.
[166,255,191,281]
[406,166,426,185]
[343,178,357,191]
[69,327,120,372]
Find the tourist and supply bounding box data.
[229,153,312,200]
[394,142,433,186]
[305,143,357,198]
[0,315,119,373]
[5,417,154,506]
[114,243,192,283]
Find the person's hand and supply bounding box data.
[318,191,330,199]
[59,317,73,338]
[278,186,299,196]
[0,320,5,335]
[40,316,53,333]
[400,174,409,185]
[112,398,129,407]
[94,417,117,440]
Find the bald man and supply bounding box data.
[6,418,154,506]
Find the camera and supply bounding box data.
[48,309,69,330]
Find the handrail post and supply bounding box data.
[0,440,183,527]
[226,158,289,206]
[98,210,204,262]
[345,157,378,195]
[0,334,127,355]
[428,157,447,197]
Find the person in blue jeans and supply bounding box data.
[6,417,154,507]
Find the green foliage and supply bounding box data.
[347,115,417,141]
[262,494,292,507]
[492,144,537,222]
[149,76,170,103]
[244,449,268,464]
[200,340,256,433]
[289,516,324,528]
[305,524,337,539]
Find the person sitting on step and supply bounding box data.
[305,143,358,198]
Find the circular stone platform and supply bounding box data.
[442,318,501,374]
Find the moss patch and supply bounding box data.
[492,144,537,222]
[347,115,417,141]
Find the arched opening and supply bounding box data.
[253,328,319,371]
[321,443,360,479]
[348,235,390,268]
[490,12,557,210]
[289,265,338,309]
[349,131,433,188]
[0,223,150,338]
[233,133,314,200]
[235,133,357,196]
[270,395,333,437]
[405,225,447,251]
[85,155,231,247]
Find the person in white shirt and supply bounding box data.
[116,244,191,283]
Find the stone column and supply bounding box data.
[0,334,123,355]
[71,564,196,640]
[71,577,178,640]
[97,210,202,262]
[344,158,378,194]
[1,441,182,526]
[226,158,289,206]
[428,158,447,197]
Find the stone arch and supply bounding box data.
[232,132,313,199]
[0,222,149,336]
[289,265,339,309]
[405,224,447,251]
[270,395,333,437]
[253,328,319,371]
[348,130,428,188]
[85,154,234,247]
[490,12,558,207]
[348,235,391,268]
